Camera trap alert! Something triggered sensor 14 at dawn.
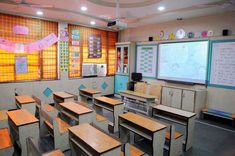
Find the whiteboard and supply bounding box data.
[136,45,157,78]
[209,40,235,88]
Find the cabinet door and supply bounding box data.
[116,47,122,74]
[161,87,172,106]
[123,46,129,74]
[115,75,129,94]
[171,88,182,109]
[182,90,195,112]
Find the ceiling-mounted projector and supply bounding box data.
[107,20,127,31]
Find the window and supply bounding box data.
[0,14,58,82]
[68,24,117,78]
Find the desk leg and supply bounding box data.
[19,123,39,156]
[185,116,196,151]
[113,105,124,133]
[152,128,166,156]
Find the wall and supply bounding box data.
[119,11,235,113]
[0,73,114,110]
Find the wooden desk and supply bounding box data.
[79,88,101,103]
[152,105,196,151]
[119,112,166,156]
[53,92,74,109]
[59,102,93,124]
[119,90,156,115]
[7,109,39,156]
[0,110,8,129]
[69,123,121,156]
[94,96,124,132]
[15,95,36,115]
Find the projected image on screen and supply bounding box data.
[158,41,208,84]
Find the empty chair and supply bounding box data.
[0,128,14,156]
[0,110,8,129]
[149,84,162,104]
[134,82,148,94]
[39,105,70,151]
[165,125,183,156]
[121,143,144,156]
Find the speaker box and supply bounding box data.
[149,37,153,41]
[222,29,229,36]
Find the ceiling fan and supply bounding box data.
[0,0,54,8]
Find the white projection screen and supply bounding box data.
[158,41,209,84]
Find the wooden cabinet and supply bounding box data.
[115,42,135,94]
[161,86,207,116]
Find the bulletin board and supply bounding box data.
[136,45,157,78]
[208,39,235,89]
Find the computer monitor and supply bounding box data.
[131,73,142,82]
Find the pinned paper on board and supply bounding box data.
[15,56,28,74]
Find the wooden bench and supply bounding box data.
[79,101,109,132]
[0,110,8,129]
[202,108,235,127]
[27,137,64,156]
[164,125,183,156]
[39,105,70,151]
[0,128,14,156]
[120,143,144,156]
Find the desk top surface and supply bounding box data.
[153,105,196,118]
[7,109,38,126]
[0,110,8,121]
[69,124,121,154]
[42,149,64,156]
[80,88,101,94]
[0,127,13,150]
[60,102,93,115]
[119,90,156,99]
[94,97,123,106]
[119,112,166,132]
[53,92,74,99]
[15,95,35,104]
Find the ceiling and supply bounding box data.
[0,0,234,30]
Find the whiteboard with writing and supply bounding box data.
[209,40,235,88]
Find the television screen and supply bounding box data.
[158,41,209,84]
[131,73,142,82]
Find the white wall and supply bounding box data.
[119,11,235,113]
[0,72,114,110]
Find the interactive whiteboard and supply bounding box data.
[158,41,209,84]
[209,40,235,88]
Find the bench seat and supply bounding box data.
[165,131,183,140]
[44,117,70,134]
[0,128,13,156]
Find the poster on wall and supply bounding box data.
[15,56,28,74]
[136,45,157,78]
[88,34,102,58]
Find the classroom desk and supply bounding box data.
[15,95,36,115]
[59,102,93,124]
[119,112,166,156]
[79,88,101,103]
[7,109,39,156]
[94,96,124,133]
[119,90,156,115]
[152,105,196,151]
[53,92,74,109]
[69,123,121,156]
[0,110,8,129]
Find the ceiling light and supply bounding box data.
[90,21,96,25]
[36,11,43,16]
[158,6,165,11]
[81,6,87,11]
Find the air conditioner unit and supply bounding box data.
[107,20,127,31]
[82,63,97,77]
[97,64,107,77]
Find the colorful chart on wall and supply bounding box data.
[59,41,68,72]
[70,29,80,75]
[15,56,28,74]
[88,34,102,58]
[208,40,235,89]
[136,45,157,78]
